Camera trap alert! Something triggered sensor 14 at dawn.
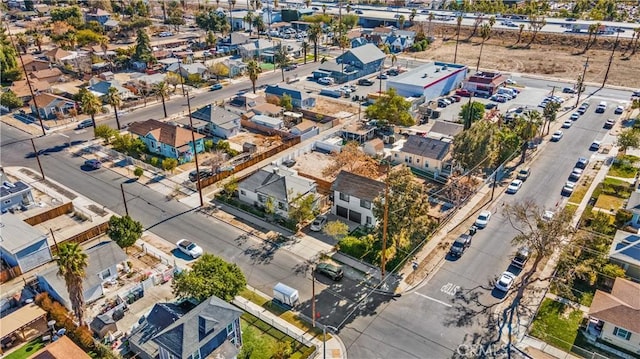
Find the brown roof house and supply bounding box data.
[29,68,64,84]
[30,93,77,120]
[588,278,640,354]
[32,335,91,359]
[8,79,50,101]
[45,48,71,65]
[21,54,51,72]
[128,119,205,163]
[331,170,385,227]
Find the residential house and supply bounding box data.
[37,241,127,309]
[32,336,90,359]
[588,278,640,354]
[331,171,385,226]
[251,103,284,118]
[239,164,319,218]
[33,4,50,15]
[44,48,71,65]
[363,138,384,157]
[239,39,278,61]
[315,43,386,84]
[428,121,464,140]
[350,37,369,48]
[21,54,51,72]
[625,191,640,228]
[394,135,452,177]
[30,93,77,120]
[129,296,243,359]
[85,8,111,25]
[0,172,35,213]
[0,214,52,273]
[8,79,50,102]
[610,230,640,281]
[128,119,205,163]
[341,122,376,144]
[384,30,415,53]
[281,7,314,22]
[191,104,242,139]
[249,114,283,129]
[265,84,316,109]
[206,58,248,78]
[29,68,64,84]
[166,62,210,80]
[88,79,135,99]
[218,32,251,54]
[290,120,318,137]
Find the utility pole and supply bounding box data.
[179,60,204,207]
[311,271,316,328]
[575,57,589,108]
[5,23,47,137]
[49,228,59,253]
[30,139,45,180]
[547,85,557,97]
[454,16,461,64]
[120,183,129,216]
[381,171,389,280]
[602,31,620,88]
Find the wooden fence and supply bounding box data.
[240,119,296,139]
[298,109,337,124]
[298,172,333,195]
[24,202,74,226]
[50,222,110,255]
[199,136,302,189]
[0,266,22,284]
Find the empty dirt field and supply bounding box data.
[412,25,640,88]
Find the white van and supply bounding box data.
[498,88,517,98]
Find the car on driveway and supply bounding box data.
[495,271,516,292]
[475,210,492,228]
[176,239,203,258]
[506,179,523,194]
[449,234,472,257]
[590,140,601,151]
[562,181,576,195]
[516,167,530,181]
[562,120,573,128]
[614,105,624,114]
[84,159,101,169]
[604,118,616,129]
[569,167,583,181]
[315,263,343,280]
[310,215,327,232]
[551,130,564,141]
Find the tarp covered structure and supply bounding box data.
[0,303,46,340]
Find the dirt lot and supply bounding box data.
[290,151,335,179]
[414,24,640,88]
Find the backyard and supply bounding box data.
[4,339,44,359]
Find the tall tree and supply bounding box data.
[104,87,123,130]
[247,59,261,93]
[526,14,546,47]
[274,44,290,82]
[308,22,321,63]
[321,141,379,178]
[0,22,22,82]
[453,15,462,63]
[165,1,186,31]
[56,242,88,326]
[541,101,560,135]
[459,101,485,129]
[516,110,542,163]
[133,28,155,65]
[107,215,143,253]
[301,41,310,64]
[365,88,414,126]
[452,120,495,172]
[79,89,103,130]
[153,81,171,118]
[172,254,246,302]
[515,23,525,45]
[288,193,316,230]
[475,23,491,71]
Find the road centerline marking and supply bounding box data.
[414,292,453,308]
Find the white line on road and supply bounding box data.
[414,292,453,308]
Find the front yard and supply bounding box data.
[530,298,584,352]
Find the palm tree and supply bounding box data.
[153,81,171,118]
[275,45,289,81]
[322,4,326,14]
[308,23,321,62]
[518,110,542,163]
[253,16,265,38]
[56,242,88,326]
[15,33,28,54]
[454,15,462,63]
[584,23,597,52]
[247,60,261,93]
[80,90,102,131]
[346,4,351,14]
[105,87,123,130]
[475,24,491,71]
[32,32,43,53]
[244,12,253,33]
[542,101,560,135]
[409,9,416,24]
[398,15,405,30]
[301,41,310,64]
[487,16,496,40]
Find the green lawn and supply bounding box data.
[4,339,45,359]
[608,155,639,178]
[241,313,314,359]
[260,63,276,70]
[530,298,584,352]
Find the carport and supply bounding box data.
[0,303,47,350]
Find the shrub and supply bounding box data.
[71,325,94,350]
[150,157,159,167]
[338,235,374,259]
[134,167,144,177]
[615,209,633,228]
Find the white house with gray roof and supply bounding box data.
[393,135,452,177]
[238,164,318,218]
[191,104,241,139]
[166,62,210,80]
[331,171,385,226]
[0,214,52,273]
[88,79,134,99]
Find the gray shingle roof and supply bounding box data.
[346,43,385,65]
[152,296,243,357]
[429,121,464,138]
[129,302,188,359]
[191,105,240,126]
[331,171,385,202]
[626,191,640,212]
[401,135,451,160]
[0,213,47,254]
[240,165,315,202]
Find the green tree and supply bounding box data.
[172,253,247,302]
[56,242,88,326]
[280,93,293,111]
[75,29,105,47]
[209,62,230,81]
[162,157,178,172]
[365,88,414,126]
[517,110,542,162]
[204,139,214,152]
[79,88,103,131]
[301,41,310,64]
[104,87,123,130]
[0,23,22,82]
[165,1,186,30]
[459,101,485,129]
[542,101,560,135]
[617,128,640,154]
[153,81,171,118]
[323,220,349,240]
[247,60,261,94]
[95,124,118,143]
[134,167,144,177]
[50,5,84,29]
[133,28,155,64]
[308,22,322,62]
[112,133,146,156]
[275,45,290,82]
[223,176,238,199]
[288,193,316,230]
[107,215,143,253]
[196,10,229,33]
[452,120,496,172]
[0,90,23,110]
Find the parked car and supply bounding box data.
[516,168,530,181]
[576,157,589,169]
[456,89,471,97]
[310,215,328,232]
[542,210,555,221]
[437,99,449,108]
[451,95,462,102]
[595,101,607,113]
[506,179,523,194]
[505,79,517,85]
[495,271,516,291]
[84,159,101,169]
[284,64,298,71]
[176,239,203,258]
[358,78,374,86]
[570,112,580,121]
[590,140,601,151]
[449,234,472,257]
[562,87,576,94]
[485,103,498,110]
[569,167,583,181]
[315,263,343,280]
[377,73,389,80]
[282,159,296,167]
[318,77,334,85]
[614,105,624,115]
[562,181,576,196]
[562,120,572,128]
[490,94,507,103]
[189,169,213,182]
[210,83,223,91]
[76,119,94,129]
[604,118,616,129]
[511,247,530,269]
[475,210,492,228]
[551,130,564,141]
